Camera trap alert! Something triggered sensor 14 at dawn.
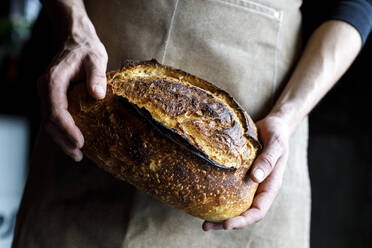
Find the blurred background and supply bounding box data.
[0,0,370,248]
[0,1,40,248]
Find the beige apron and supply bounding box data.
[12,0,310,247]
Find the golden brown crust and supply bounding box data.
[68,59,260,221]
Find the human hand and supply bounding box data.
[38,27,108,162]
[202,115,290,230]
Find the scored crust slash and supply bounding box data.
[68,59,261,221]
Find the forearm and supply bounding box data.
[270,20,362,134]
[42,0,97,43]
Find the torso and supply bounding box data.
[13,1,310,247]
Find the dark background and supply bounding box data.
[302,1,372,247]
[0,0,371,247]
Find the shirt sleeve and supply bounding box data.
[327,0,372,45]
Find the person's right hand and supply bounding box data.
[38,32,108,162]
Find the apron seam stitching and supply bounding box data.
[271,11,284,106]
[207,0,280,20]
[239,0,279,15]
[162,0,180,64]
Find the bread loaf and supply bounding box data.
[68,59,261,221]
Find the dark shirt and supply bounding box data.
[329,0,372,45]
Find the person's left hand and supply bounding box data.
[202,115,290,231]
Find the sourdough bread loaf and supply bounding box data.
[68,59,261,221]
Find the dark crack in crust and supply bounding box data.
[117,59,260,148]
[121,96,235,170]
[109,59,261,169]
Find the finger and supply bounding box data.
[84,53,108,99]
[202,221,224,231]
[250,136,284,183]
[48,108,85,149]
[47,62,85,150]
[225,155,288,230]
[45,121,83,162]
[223,195,271,230]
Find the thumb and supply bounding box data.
[250,136,284,183]
[84,54,107,99]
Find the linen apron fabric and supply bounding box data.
[12,0,310,247]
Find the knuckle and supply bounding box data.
[49,65,59,77]
[261,153,276,170]
[65,51,79,64]
[47,68,61,87]
[240,218,248,228]
[270,134,285,148]
[86,63,106,83]
[270,133,289,153]
[90,52,107,66]
[97,49,108,61]
[88,44,108,61]
[89,71,106,85]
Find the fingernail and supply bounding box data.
[254,169,265,182]
[73,150,83,162]
[202,223,209,232]
[94,85,105,99]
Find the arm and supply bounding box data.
[270,20,361,134]
[38,0,108,161]
[203,20,362,230]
